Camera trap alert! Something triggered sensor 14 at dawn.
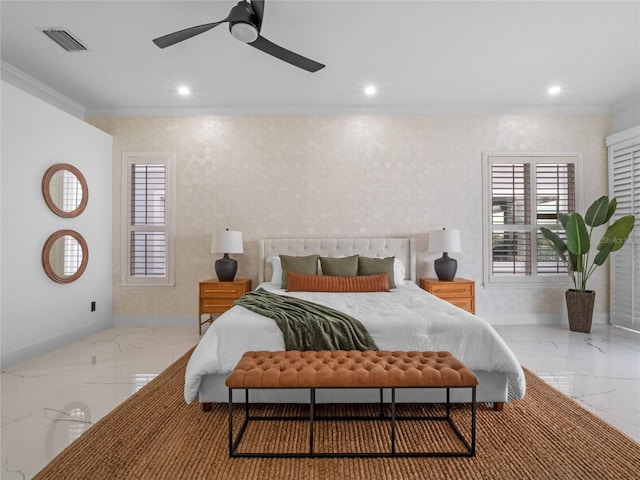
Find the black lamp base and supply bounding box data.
[434,253,457,281]
[215,253,238,282]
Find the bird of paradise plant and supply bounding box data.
[540,196,635,293]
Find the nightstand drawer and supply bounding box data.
[447,298,475,312]
[200,298,237,313]
[200,282,247,298]
[427,282,474,298]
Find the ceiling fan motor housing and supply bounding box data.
[229,1,259,43]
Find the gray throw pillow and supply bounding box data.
[279,254,319,289]
[358,256,396,288]
[320,255,359,277]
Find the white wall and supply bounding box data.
[1,81,113,366]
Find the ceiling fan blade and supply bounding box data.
[250,0,265,30]
[153,20,228,48]
[249,35,325,72]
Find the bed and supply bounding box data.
[185,237,526,409]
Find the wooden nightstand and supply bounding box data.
[199,278,251,334]
[419,278,475,314]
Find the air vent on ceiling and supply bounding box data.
[41,28,88,52]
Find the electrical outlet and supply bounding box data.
[91,301,96,312]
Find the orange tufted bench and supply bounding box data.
[226,350,478,458]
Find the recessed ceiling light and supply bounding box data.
[177,86,191,96]
[548,85,561,95]
[364,85,377,96]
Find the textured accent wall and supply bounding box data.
[86,114,611,324]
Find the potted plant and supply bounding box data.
[540,196,635,333]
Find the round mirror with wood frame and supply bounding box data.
[42,230,89,283]
[42,163,88,218]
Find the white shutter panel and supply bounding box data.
[608,128,640,330]
[490,163,532,276]
[123,153,175,286]
[130,163,167,277]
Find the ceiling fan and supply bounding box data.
[152,0,325,73]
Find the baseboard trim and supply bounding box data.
[480,312,609,326]
[1,318,113,367]
[112,316,195,327]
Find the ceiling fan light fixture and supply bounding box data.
[231,22,258,43]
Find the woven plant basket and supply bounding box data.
[565,289,595,333]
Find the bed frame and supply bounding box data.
[197,237,509,411]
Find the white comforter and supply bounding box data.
[184,283,526,403]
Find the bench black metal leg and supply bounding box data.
[391,388,396,454]
[471,386,477,455]
[228,388,233,455]
[228,388,252,457]
[309,388,315,455]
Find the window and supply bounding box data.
[123,153,175,286]
[482,152,582,285]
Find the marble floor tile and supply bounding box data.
[1,324,638,479]
[1,326,200,480]
[494,324,640,443]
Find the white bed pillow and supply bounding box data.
[267,256,282,285]
[394,259,407,285]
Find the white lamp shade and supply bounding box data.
[428,229,461,253]
[211,230,244,254]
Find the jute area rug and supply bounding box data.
[34,348,640,480]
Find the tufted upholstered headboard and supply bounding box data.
[258,238,416,285]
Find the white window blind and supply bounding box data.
[123,153,175,286]
[483,153,582,285]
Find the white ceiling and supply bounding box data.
[1,0,639,116]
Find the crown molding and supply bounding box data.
[0,61,617,119]
[1,61,85,119]
[84,103,612,117]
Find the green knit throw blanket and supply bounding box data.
[233,288,378,351]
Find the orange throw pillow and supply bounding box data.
[286,272,390,292]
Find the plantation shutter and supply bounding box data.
[485,153,580,285]
[607,127,640,331]
[130,163,166,276]
[535,163,575,275]
[490,163,532,275]
[124,153,174,286]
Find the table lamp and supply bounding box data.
[428,228,461,281]
[211,229,243,281]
